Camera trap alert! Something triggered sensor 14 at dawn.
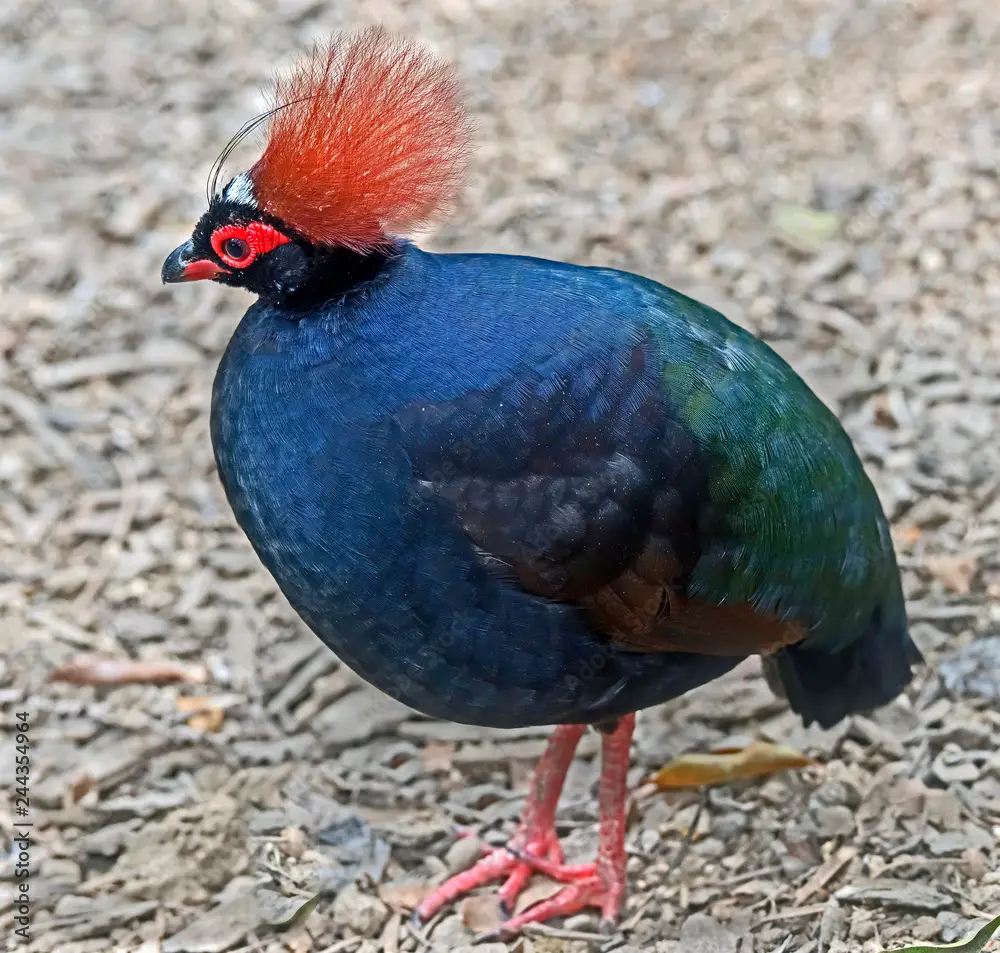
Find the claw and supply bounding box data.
[414,845,519,924]
[494,877,603,938]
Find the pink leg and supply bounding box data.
[494,713,635,937]
[414,723,586,923]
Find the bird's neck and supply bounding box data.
[265,244,392,311]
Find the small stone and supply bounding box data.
[925,829,988,857]
[444,835,483,875]
[938,637,1000,701]
[758,779,792,805]
[711,812,749,840]
[781,855,811,878]
[918,247,946,274]
[39,857,82,885]
[429,914,470,947]
[850,910,875,940]
[279,826,307,859]
[205,547,260,577]
[911,916,942,941]
[961,847,987,881]
[692,836,725,858]
[813,805,856,839]
[693,206,726,245]
[835,879,951,913]
[811,779,862,809]
[818,899,846,949]
[679,913,738,953]
[799,244,853,285]
[931,749,981,785]
[424,855,447,877]
[938,912,990,943]
[711,247,749,274]
[639,828,661,853]
[332,883,389,938]
[705,123,737,153]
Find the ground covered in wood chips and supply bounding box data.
[2,0,1000,951]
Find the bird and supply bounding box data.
[162,27,920,937]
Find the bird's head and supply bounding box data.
[162,27,471,306]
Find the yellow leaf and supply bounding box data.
[176,695,227,732]
[187,708,224,732]
[889,913,1000,953]
[648,741,815,789]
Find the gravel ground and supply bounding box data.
[2,1,1000,951]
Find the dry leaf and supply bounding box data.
[49,656,208,686]
[512,877,564,915]
[176,696,229,732]
[377,881,433,913]
[649,740,815,789]
[896,525,923,546]
[460,892,502,934]
[66,773,97,805]
[188,709,224,732]
[925,554,977,595]
[794,845,857,904]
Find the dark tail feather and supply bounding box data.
[763,597,921,729]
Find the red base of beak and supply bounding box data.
[180,259,226,281]
[162,240,227,283]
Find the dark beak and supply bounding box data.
[161,240,227,283]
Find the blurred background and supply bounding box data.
[1,1,999,951]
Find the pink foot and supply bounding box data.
[413,715,635,939]
[414,723,586,926]
[494,852,625,936]
[414,827,565,922]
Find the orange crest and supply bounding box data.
[249,28,471,253]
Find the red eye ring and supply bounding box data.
[210,222,292,269]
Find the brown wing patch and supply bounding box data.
[581,542,805,656]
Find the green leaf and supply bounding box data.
[266,893,320,931]
[771,203,841,250]
[889,914,1000,953]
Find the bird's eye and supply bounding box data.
[210,222,291,270]
[222,237,251,262]
[211,225,258,268]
